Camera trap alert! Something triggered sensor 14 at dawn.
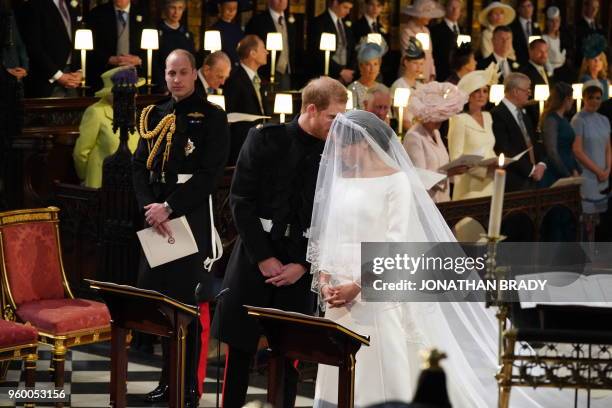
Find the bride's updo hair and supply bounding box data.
[343,110,394,153]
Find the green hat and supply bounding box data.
[95,66,145,98]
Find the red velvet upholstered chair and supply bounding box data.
[0,207,111,392]
[0,320,38,408]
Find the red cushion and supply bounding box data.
[17,298,110,335]
[0,320,38,348]
[1,222,65,305]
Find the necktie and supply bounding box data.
[336,19,347,46]
[526,21,531,38]
[252,75,264,114]
[453,24,459,36]
[538,66,549,85]
[117,10,127,29]
[515,107,536,165]
[58,0,72,39]
[372,21,378,33]
[499,59,508,77]
[276,15,289,73]
[207,87,215,94]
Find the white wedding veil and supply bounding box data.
[306,110,608,407]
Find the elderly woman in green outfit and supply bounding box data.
[73,66,143,188]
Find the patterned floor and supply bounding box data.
[0,342,315,407]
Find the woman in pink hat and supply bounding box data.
[399,0,444,82]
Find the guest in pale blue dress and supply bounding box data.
[572,80,611,240]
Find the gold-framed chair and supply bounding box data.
[0,319,38,408]
[0,207,111,395]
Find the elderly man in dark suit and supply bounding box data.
[477,25,519,84]
[17,0,82,97]
[86,0,149,91]
[520,38,550,127]
[492,72,546,192]
[308,0,355,84]
[224,34,268,164]
[195,50,232,97]
[430,0,463,82]
[245,0,296,90]
[492,72,547,241]
[509,0,541,66]
[211,76,348,408]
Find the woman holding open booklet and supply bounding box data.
[448,64,500,200]
[403,81,468,202]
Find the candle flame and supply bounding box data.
[498,153,505,167]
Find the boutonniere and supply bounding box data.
[345,20,352,28]
[186,32,190,38]
[77,15,83,22]
[185,138,195,156]
[136,14,142,22]
[288,14,295,24]
[158,30,163,36]
[380,26,387,34]
[70,0,78,7]
[512,62,520,69]
[533,22,539,28]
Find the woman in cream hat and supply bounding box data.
[403,81,468,202]
[73,66,144,188]
[399,0,444,82]
[478,1,516,59]
[448,63,499,200]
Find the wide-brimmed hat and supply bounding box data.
[457,62,500,94]
[95,66,145,98]
[401,0,445,19]
[408,81,468,123]
[478,2,516,27]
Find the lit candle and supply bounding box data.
[488,154,506,238]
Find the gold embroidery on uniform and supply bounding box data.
[187,112,204,118]
[139,105,177,177]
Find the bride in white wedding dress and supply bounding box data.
[306,109,612,408]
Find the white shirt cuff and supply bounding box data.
[49,70,63,83]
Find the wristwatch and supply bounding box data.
[163,201,173,214]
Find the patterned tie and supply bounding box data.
[252,75,264,114]
[276,15,289,74]
[515,107,536,165]
[117,10,127,29]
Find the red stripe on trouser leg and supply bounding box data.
[221,348,230,407]
[198,302,210,396]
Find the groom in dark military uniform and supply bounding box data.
[211,76,348,408]
[132,49,230,407]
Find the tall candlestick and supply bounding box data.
[488,155,506,238]
[324,50,331,76]
[270,50,277,84]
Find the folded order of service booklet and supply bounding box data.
[136,216,199,268]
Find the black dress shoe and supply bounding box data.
[143,384,169,403]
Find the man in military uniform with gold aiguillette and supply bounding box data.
[132,49,230,407]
